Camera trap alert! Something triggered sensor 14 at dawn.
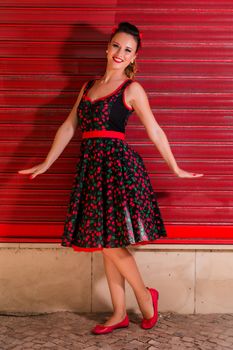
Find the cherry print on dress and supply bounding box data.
[61,78,167,251]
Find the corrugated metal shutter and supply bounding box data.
[1,0,232,244]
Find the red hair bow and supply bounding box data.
[111,25,118,33]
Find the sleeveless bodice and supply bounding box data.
[77,79,135,133]
[61,78,167,251]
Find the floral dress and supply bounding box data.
[61,78,167,252]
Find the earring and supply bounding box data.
[106,50,108,53]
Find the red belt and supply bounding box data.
[82,130,125,140]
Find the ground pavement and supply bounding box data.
[0,311,233,349]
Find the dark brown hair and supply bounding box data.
[109,22,142,79]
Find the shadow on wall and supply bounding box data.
[1,22,107,238]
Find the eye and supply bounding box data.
[126,49,131,52]
[113,44,118,47]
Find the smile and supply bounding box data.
[113,57,123,63]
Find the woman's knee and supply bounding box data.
[102,247,114,256]
[102,247,129,258]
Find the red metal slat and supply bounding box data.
[1,224,233,241]
[5,41,233,60]
[3,24,233,43]
[1,124,233,143]
[2,0,233,10]
[4,91,233,109]
[1,108,233,127]
[0,205,233,224]
[2,8,233,25]
[1,157,232,175]
[3,75,233,95]
[4,58,233,76]
[0,141,232,159]
[1,189,233,208]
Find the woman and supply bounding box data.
[18,22,203,335]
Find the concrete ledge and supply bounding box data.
[1,244,233,314]
[0,247,92,314]
[1,242,233,250]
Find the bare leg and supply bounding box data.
[102,247,154,320]
[101,253,127,326]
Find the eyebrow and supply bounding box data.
[112,41,132,49]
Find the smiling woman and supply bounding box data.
[106,22,142,79]
[18,21,203,335]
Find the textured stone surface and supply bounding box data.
[0,311,233,349]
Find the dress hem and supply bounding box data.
[67,238,167,252]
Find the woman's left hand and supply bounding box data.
[174,167,204,178]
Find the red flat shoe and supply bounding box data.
[141,287,159,329]
[91,314,129,335]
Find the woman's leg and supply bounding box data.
[101,253,127,326]
[102,247,154,320]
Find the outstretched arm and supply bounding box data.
[18,80,88,179]
[42,80,88,168]
[126,82,203,178]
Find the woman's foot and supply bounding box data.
[91,313,129,335]
[137,287,154,319]
[141,287,159,329]
[102,312,127,327]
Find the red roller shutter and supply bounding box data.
[0,0,232,244]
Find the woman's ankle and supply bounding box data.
[112,310,127,318]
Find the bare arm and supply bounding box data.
[44,81,88,167]
[126,82,203,178]
[18,81,88,179]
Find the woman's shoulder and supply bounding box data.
[81,79,95,93]
[127,79,146,94]
[83,79,95,87]
[128,78,143,87]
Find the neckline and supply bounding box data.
[84,78,131,103]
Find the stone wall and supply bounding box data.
[1,244,233,314]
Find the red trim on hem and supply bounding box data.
[71,237,233,252]
[71,240,164,252]
[71,240,168,252]
[72,245,103,252]
[82,130,125,140]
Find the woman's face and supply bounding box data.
[107,32,137,73]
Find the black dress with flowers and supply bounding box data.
[61,78,167,252]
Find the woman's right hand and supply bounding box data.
[18,161,50,179]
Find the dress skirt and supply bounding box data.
[61,136,167,252]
